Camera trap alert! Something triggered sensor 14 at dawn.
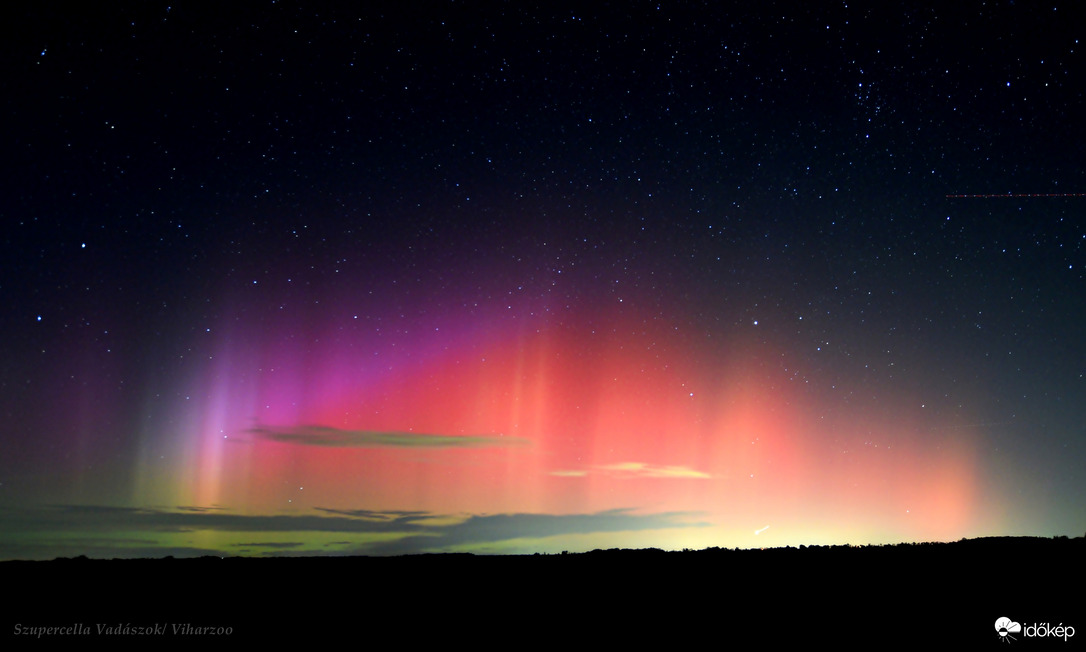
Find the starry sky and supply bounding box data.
[1,1,1083,559]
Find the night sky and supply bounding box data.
[2,2,1083,560]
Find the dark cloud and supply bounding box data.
[361,509,710,556]
[0,505,708,559]
[248,425,530,449]
[313,508,434,524]
[0,505,431,535]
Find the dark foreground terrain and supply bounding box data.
[4,537,1083,647]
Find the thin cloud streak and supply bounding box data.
[248,424,529,449]
[551,462,712,479]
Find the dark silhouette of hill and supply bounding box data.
[3,536,1082,647]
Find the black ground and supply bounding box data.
[4,536,1082,647]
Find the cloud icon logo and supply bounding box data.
[995,617,1022,642]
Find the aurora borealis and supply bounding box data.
[1,2,1083,560]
